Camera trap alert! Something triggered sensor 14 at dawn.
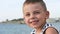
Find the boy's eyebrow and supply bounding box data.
[24,12,29,14]
[34,10,40,12]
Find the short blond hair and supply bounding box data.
[23,0,47,11]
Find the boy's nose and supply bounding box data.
[30,14,35,19]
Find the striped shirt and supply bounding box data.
[31,23,52,34]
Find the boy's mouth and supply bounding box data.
[30,20,39,24]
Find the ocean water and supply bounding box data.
[0,23,60,34]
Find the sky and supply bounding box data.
[0,0,60,22]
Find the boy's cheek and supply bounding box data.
[24,19,28,23]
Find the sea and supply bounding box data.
[0,23,60,34]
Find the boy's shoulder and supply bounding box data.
[43,23,59,34]
[45,27,59,34]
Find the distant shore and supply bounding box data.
[0,18,60,24]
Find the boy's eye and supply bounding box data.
[25,13,30,16]
[34,11,41,14]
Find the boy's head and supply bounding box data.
[23,0,49,28]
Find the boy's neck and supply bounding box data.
[35,22,46,34]
[36,27,42,34]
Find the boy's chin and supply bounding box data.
[31,25,40,29]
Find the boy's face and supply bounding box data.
[23,3,49,28]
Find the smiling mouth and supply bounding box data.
[30,20,39,24]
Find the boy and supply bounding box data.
[23,0,59,34]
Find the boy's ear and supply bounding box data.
[45,11,49,19]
